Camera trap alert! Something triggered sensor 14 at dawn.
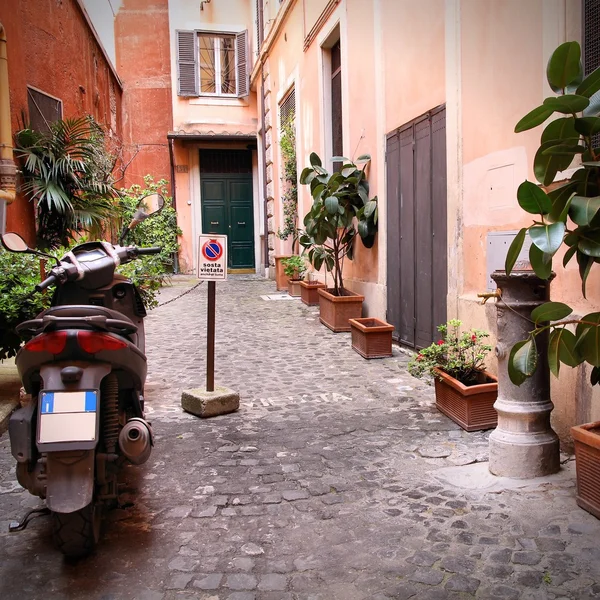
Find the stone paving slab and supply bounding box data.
[0,276,599,600]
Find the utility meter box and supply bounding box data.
[486,231,532,291]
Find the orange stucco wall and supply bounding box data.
[115,0,173,187]
[0,0,123,244]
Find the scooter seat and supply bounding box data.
[42,305,136,326]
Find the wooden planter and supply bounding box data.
[571,421,600,519]
[300,280,326,306]
[433,368,498,432]
[287,279,302,297]
[349,317,394,359]
[318,288,364,333]
[274,255,292,291]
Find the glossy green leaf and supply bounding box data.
[577,65,600,98]
[324,196,339,215]
[574,116,600,136]
[357,220,369,239]
[309,152,322,167]
[330,156,349,163]
[541,117,579,144]
[541,144,586,155]
[311,183,325,200]
[583,90,600,117]
[531,302,573,324]
[300,168,315,185]
[582,161,600,167]
[543,95,590,114]
[341,167,356,177]
[355,154,371,163]
[569,195,600,226]
[364,200,377,219]
[556,192,576,224]
[578,229,600,257]
[591,366,600,386]
[508,340,530,386]
[563,244,577,267]
[546,41,582,91]
[505,228,527,275]
[557,328,583,368]
[529,222,565,254]
[549,181,578,222]
[513,338,538,377]
[314,165,328,176]
[575,313,600,366]
[577,252,594,298]
[534,142,573,185]
[548,330,561,377]
[529,243,553,279]
[517,181,552,214]
[515,105,554,133]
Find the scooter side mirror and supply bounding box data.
[127,193,165,232]
[1,232,31,253]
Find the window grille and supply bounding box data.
[584,0,600,146]
[279,87,296,129]
[27,87,62,133]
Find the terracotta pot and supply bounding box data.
[300,280,326,306]
[433,368,498,432]
[317,288,364,332]
[287,279,302,297]
[274,255,292,291]
[349,317,394,359]
[571,421,600,519]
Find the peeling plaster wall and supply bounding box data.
[0,0,123,244]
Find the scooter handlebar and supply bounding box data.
[35,274,58,293]
[134,247,162,256]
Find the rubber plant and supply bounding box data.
[298,152,378,295]
[276,113,299,252]
[505,41,600,386]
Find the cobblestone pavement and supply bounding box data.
[1,276,600,600]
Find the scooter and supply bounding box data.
[2,193,164,558]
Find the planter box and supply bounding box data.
[349,317,394,359]
[274,255,292,291]
[572,421,600,519]
[300,280,326,306]
[318,288,364,333]
[287,279,302,297]
[433,368,498,432]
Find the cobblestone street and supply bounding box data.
[1,276,600,600]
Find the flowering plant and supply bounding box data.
[408,320,493,386]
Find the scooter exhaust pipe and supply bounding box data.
[119,418,152,465]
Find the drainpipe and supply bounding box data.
[0,22,17,233]
[260,69,269,272]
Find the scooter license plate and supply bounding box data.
[38,390,98,444]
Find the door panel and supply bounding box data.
[386,106,447,349]
[201,173,255,270]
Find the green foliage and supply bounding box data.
[407,320,493,386]
[0,250,52,359]
[298,152,378,295]
[276,116,299,245]
[14,116,118,249]
[507,41,600,387]
[116,176,181,307]
[281,255,307,280]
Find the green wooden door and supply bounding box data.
[201,174,255,270]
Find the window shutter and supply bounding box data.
[177,30,198,96]
[236,30,249,97]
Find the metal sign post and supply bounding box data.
[197,235,227,392]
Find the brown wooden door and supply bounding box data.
[386,106,447,349]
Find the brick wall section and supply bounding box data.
[0,0,123,244]
[114,0,172,188]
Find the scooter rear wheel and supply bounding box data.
[51,501,102,558]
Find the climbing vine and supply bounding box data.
[276,114,298,249]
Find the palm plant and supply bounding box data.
[15,116,117,248]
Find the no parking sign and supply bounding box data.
[198,234,227,280]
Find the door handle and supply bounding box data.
[237,222,246,226]
[211,221,219,225]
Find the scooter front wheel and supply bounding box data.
[51,501,102,558]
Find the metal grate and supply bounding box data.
[199,150,252,174]
[27,87,62,133]
[584,0,600,146]
[279,87,296,129]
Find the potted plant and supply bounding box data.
[274,255,292,291]
[349,317,395,359]
[408,320,498,431]
[299,273,326,306]
[298,152,378,332]
[281,255,307,297]
[502,41,600,517]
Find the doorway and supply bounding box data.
[200,149,255,271]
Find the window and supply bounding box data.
[330,40,343,171]
[27,87,62,133]
[584,0,600,146]
[176,30,249,98]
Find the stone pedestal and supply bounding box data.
[181,387,239,418]
[489,270,560,478]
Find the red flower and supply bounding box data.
[437,340,444,345]
[416,354,424,361]
[471,334,477,342]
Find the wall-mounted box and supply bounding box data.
[486,231,532,291]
